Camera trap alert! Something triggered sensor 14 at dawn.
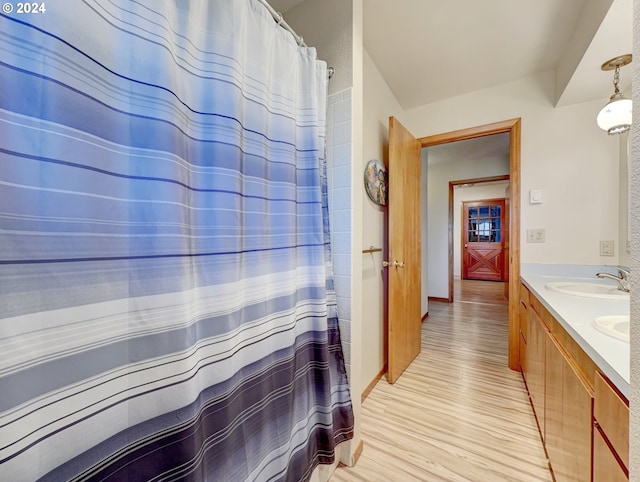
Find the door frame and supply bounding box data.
[418,118,521,371]
[453,178,510,283]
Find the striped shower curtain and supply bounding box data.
[0,1,354,480]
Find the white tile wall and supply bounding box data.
[326,88,353,378]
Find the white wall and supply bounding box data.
[619,131,631,267]
[453,181,510,279]
[283,0,352,95]
[421,147,429,315]
[406,70,621,266]
[427,157,510,298]
[349,0,364,451]
[360,49,404,393]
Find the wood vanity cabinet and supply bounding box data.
[544,332,592,482]
[519,282,597,482]
[519,284,529,377]
[525,304,546,439]
[593,371,629,481]
[594,429,626,482]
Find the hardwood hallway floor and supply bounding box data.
[331,284,552,482]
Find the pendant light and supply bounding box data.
[597,54,632,135]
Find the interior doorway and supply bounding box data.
[461,198,506,281]
[419,118,521,371]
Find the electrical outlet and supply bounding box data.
[600,240,614,257]
[527,228,545,243]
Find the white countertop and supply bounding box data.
[520,264,630,399]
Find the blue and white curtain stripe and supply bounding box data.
[0,1,354,480]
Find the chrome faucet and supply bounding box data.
[596,268,630,293]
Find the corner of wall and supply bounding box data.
[628,5,640,477]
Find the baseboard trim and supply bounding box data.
[428,296,450,303]
[361,365,387,403]
[353,439,364,466]
[338,439,364,469]
[422,312,429,322]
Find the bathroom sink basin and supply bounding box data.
[545,282,629,300]
[593,315,630,342]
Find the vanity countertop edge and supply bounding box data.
[520,263,630,399]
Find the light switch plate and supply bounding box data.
[530,189,542,204]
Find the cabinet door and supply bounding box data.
[526,308,545,438]
[519,331,527,378]
[560,355,592,482]
[594,427,627,482]
[594,371,629,470]
[545,332,592,482]
[519,299,528,376]
[544,332,563,467]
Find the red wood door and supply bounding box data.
[504,184,510,297]
[462,199,506,281]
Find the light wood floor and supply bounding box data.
[454,279,509,305]
[331,283,552,482]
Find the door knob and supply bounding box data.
[383,260,405,268]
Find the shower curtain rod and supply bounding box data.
[257,0,306,47]
[257,0,335,79]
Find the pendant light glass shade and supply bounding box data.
[597,93,632,135]
[597,54,632,136]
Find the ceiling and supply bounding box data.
[269,0,632,111]
[268,0,631,163]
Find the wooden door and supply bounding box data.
[387,116,421,384]
[504,185,510,298]
[462,199,506,281]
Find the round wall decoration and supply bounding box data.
[364,159,388,206]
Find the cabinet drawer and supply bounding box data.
[594,426,627,481]
[594,371,629,470]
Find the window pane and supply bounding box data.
[491,205,501,217]
[468,207,478,218]
[492,231,501,242]
[493,218,501,230]
[478,220,491,241]
[479,206,489,217]
[469,231,478,242]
